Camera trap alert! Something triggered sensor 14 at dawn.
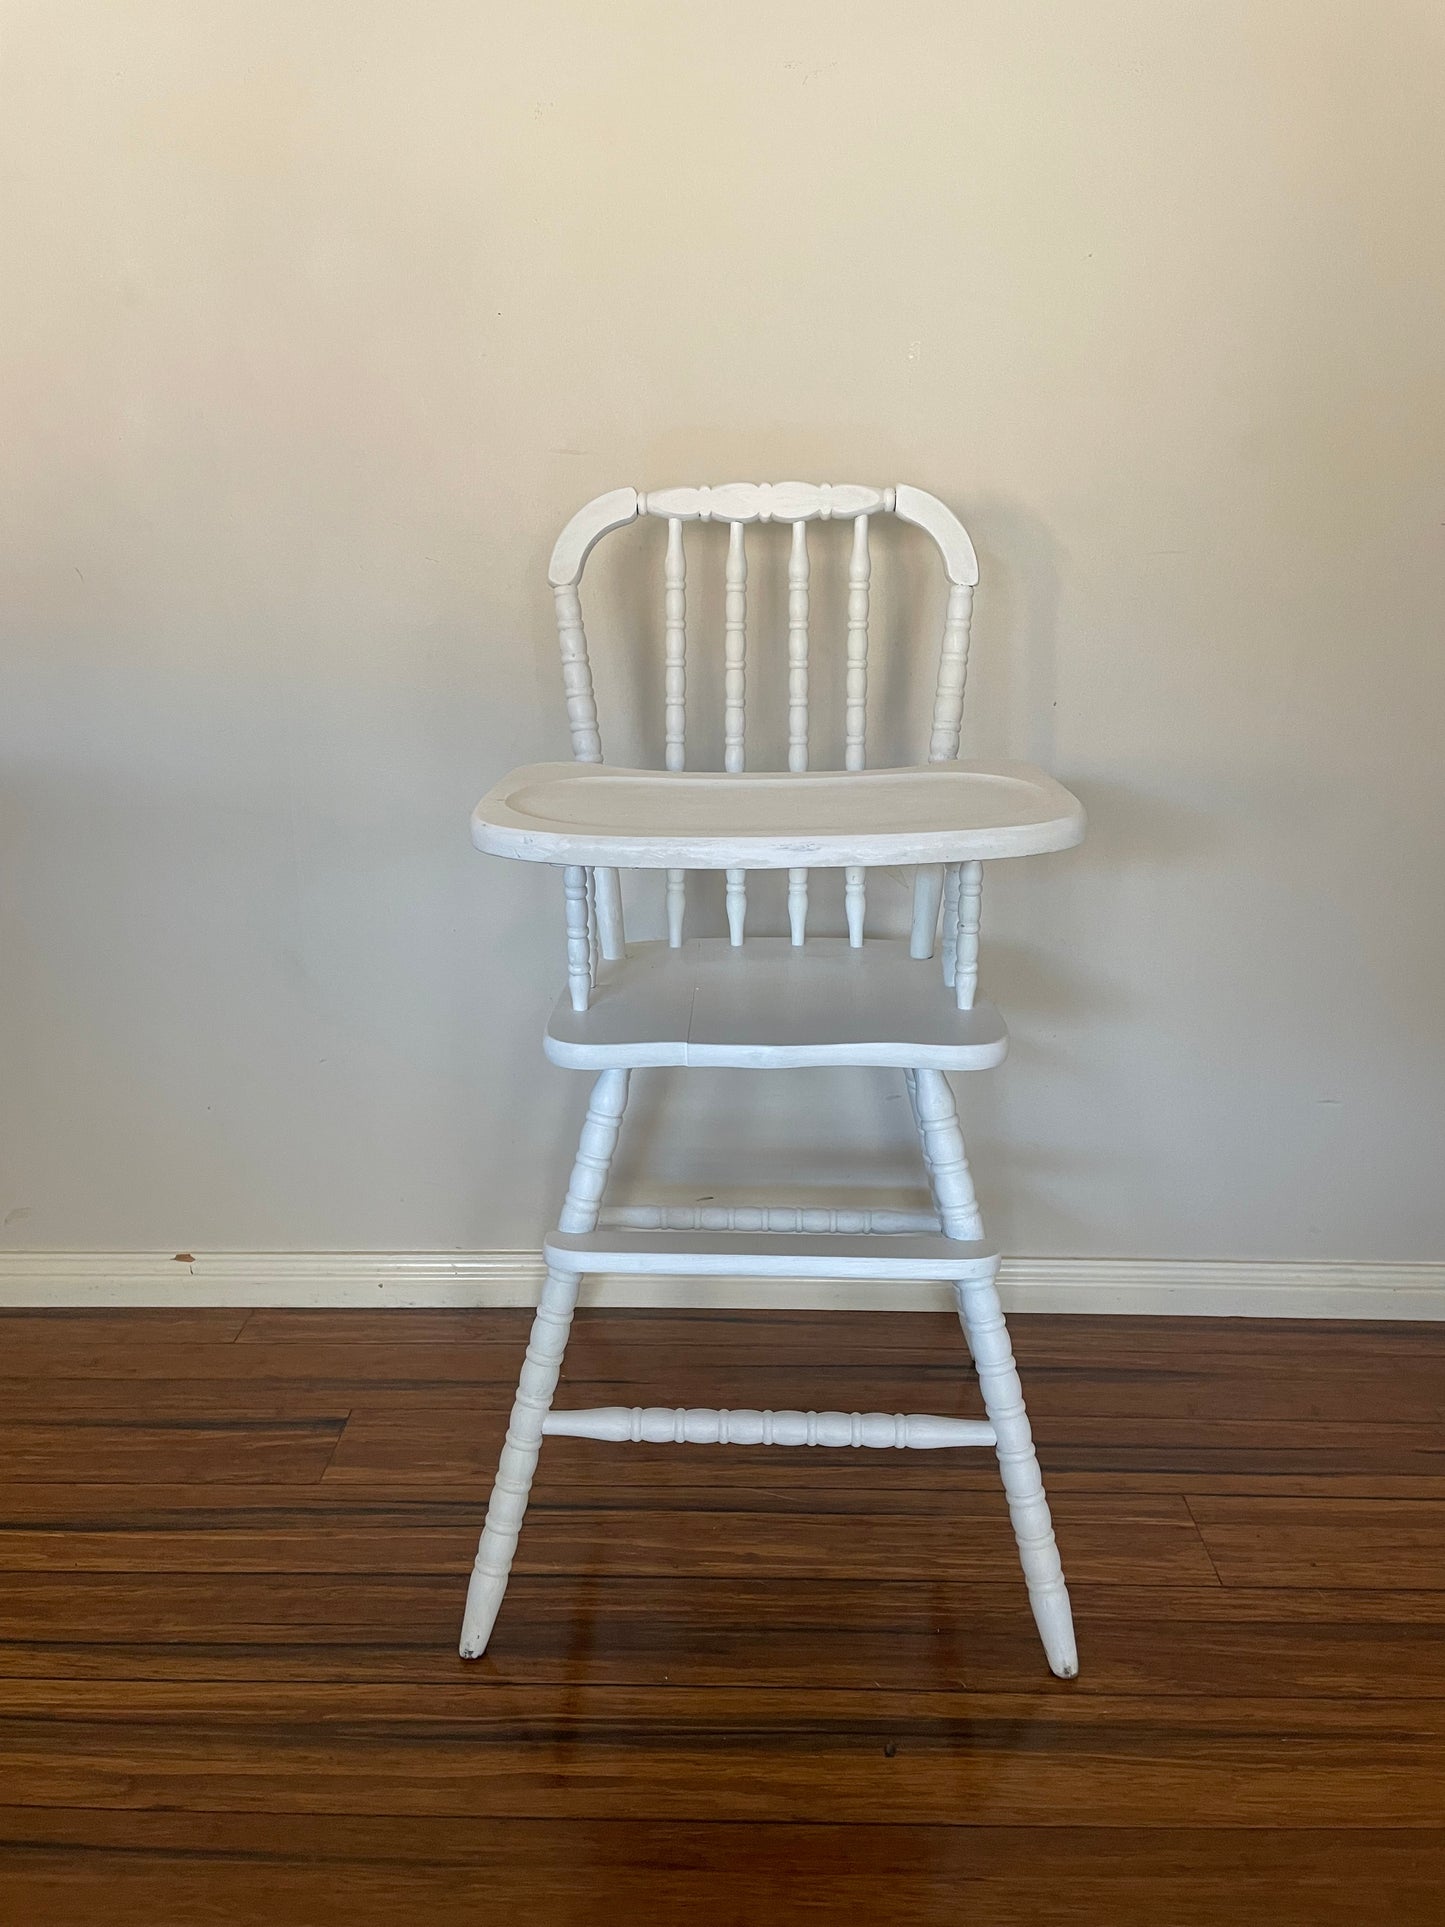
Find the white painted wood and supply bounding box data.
[663,517,688,770]
[460,1068,629,1659]
[543,1227,998,1280]
[469,483,1088,1675]
[911,1068,985,1241]
[664,515,687,948]
[723,521,747,773]
[547,486,640,588]
[666,873,687,949]
[639,482,893,525]
[785,868,808,944]
[553,582,602,764]
[723,518,748,946]
[903,1067,937,1224]
[7,1251,1445,1317]
[912,578,977,952]
[586,869,599,982]
[909,1067,1077,1678]
[474,761,1085,869]
[844,514,871,776]
[892,484,979,586]
[543,1406,995,1449]
[600,1204,940,1233]
[911,546,978,955]
[928,582,977,759]
[787,520,810,772]
[724,870,747,948]
[941,861,960,989]
[955,859,982,1010]
[558,1070,631,1234]
[593,866,624,961]
[543,937,1009,1071]
[562,864,591,1012]
[910,863,944,959]
[458,1261,580,1659]
[787,518,810,946]
[960,1270,1078,1677]
[844,514,870,947]
[540,483,1035,974]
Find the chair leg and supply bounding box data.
[904,1068,972,1366]
[958,1271,1078,1678]
[457,1262,580,1659]
[459,1067,630,1659]
[910,1068,1078,1679]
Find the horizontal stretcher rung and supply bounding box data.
[543,1228,999,1281]
[542,1406,997,1450]
[599,1204,942,1234]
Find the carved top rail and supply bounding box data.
[547,482,979,588]
[641,482,891,525]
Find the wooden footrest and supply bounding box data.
[542,1228,998,1281]
[543,1406,996,1449]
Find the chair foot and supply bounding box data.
[1032,1585,1080,1680]
[458,1569,509,1660]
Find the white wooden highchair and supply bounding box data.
[464,483,1084,1677]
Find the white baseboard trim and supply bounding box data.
[0,1251,1441,1317]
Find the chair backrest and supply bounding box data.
[548,483,980,774]
[548,483,981,954]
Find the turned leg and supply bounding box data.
[457,1262,579,1659]
[959,1269,1078,1677]
[941,863,961,987]
[910,1068,1077,1678]
[904,1068,971,1366]
[459,1067,630,1658]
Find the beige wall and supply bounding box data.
[2,1,1443,1260]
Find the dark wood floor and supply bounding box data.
[1,1306,1443,1923]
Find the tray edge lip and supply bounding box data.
[471,761,1086,866]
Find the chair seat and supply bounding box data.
[544,937,1009,1070]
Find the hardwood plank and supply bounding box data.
[1,1305,1443,1919]
[0,1381,356,1421]
[9,1306,1442,1438]
[1188,1497,1445,1589]
[10,1347,1443,1418]
[6,1575,1445,1698]
[235,1307,993,1352]
[0,1486,1209,1582]
[481,1496,1216,1586]
[237,1308,536,1346]
[1012,1319,1445,1376]
[0,1344,531,1388]
[10,1304,1436,1372]
[2,1679,1445,1825]
[9,1342,1441,1435]
[0,1470,1198,1525]
[0,1419,345,1484]
[1028,1416,1445,1483]
[1022,1365,1445,1424]
[0,1308,250,1344]
[0,1814,1438,1927]
[230,1306,1445,1369]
